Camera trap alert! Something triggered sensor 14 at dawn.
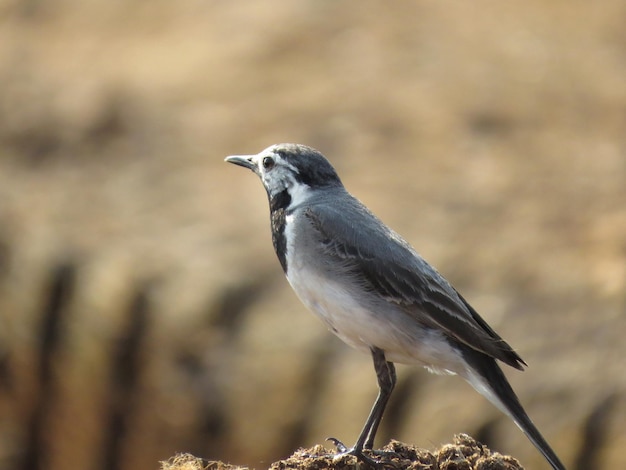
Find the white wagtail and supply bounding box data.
[225,143,565,470]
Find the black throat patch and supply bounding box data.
[269,189,291,273]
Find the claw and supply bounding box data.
[326,437,349,453]
[325,438,384,469]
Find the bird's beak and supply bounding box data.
[224,155,256,170]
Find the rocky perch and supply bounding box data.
[161,434,523,470]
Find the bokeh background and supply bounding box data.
[1,1,625,469]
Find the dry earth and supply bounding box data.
[161,435,523,470]
[0,1,625,470]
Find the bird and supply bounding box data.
[225,143,566,470]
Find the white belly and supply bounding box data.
[286,266,372,351]
[286,265,463,373]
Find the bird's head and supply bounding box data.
[225,143,343,204]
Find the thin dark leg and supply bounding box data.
[363,351,396,449]
[328,347,396,466]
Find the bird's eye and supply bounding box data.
[262,156,275,169]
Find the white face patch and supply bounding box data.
[286,177,311,209]
[250,145,312,208]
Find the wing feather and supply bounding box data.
[304,201,526,370]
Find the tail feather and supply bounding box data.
[461,347,566,470]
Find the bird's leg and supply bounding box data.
[328,347,397,466]
[364,353,396,450]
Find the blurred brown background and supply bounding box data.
[0,1,625,469]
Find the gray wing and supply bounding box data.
[304,198,526,370]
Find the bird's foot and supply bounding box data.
[326,438,394,469]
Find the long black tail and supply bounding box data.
[461,347,566,470]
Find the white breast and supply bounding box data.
[283,213,366,349]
